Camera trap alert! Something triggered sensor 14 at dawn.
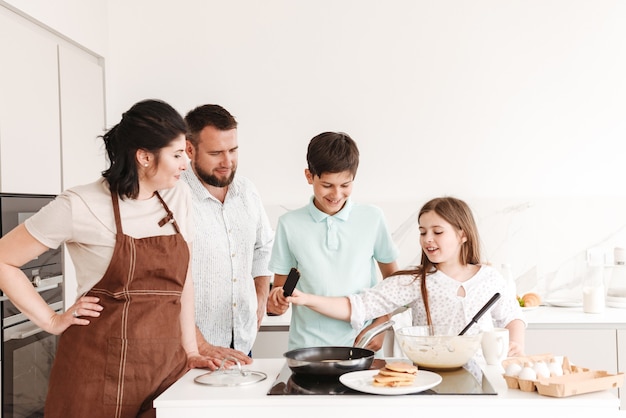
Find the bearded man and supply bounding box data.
[182,104,273,364]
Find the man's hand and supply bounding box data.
[197,341,253,365]
[186,354,222,371]
[195,326,253,365]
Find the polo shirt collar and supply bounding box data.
[307,196,353,222]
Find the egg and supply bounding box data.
[548,360,563,376]
[504,362,522,377]
[533,361,550,379]
[518,364,537,381]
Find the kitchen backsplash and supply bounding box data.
[264,197,626,304]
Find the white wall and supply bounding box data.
[104,0,626,206]
[7,0,626,301]
[103,0,626,299]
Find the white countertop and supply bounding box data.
[259,309,292,329]
[522,306,626,329]
[154,358,622,417]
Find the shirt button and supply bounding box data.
[233,277,237,282]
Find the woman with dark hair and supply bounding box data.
[0,99,217,417]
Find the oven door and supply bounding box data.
[2,302,62,418]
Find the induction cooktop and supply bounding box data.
[267,359,497,396]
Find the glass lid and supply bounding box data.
[194,357,267,387]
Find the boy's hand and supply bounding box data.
[267,286,290,315]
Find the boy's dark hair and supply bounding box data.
[184,104,238,146]
[306,132,359,178]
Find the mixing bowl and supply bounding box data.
[395,325,483,370]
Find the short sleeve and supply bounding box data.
[24,193,73,249]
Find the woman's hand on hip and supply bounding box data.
[52,296,103,334]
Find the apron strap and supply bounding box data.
[111,190,181,234]
[111,192,124,237]
[155,191,181,234]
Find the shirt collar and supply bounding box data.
[306,195,353,223]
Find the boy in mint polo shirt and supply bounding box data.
[267,131,399,354]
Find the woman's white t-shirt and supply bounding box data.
[24,178,193,298]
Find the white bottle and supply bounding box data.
[583,250,605,314]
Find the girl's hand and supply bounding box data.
[286,289,307,306]
[49,296,103,334]
[508,340,524,357]
[287,291,351,321]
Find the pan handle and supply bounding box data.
[355,320,395,348]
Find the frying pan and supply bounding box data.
[283,320,394,376]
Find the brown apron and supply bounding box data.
[45,192,189,418]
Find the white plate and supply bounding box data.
[544,299,582,308]
[521,306,539,311]
[339,369,442,395]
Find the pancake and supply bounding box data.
[378,367,417,377]
[371,361,419,388]
[372,379,414,387]
[373,373,415,383]
[384,362,418,374]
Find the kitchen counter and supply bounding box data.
[253,305,626,410]
[259,309,292,330]
[521,306,626,329]
[260,305,626,330]
[255,305,626,358]
[154,358,622,417]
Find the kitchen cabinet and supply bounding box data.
[254,312,290,358]
[0,8,61,194]
[525,329,617,373]
[0,7,106,196]
[57,44,107,308]
[58,45,106,190]
[524,328,620,401]
[0,6,106,309]
[523,306,625,408]
[619,330,625,410]
[252,328,289,358]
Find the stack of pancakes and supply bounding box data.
[372,361,418,387]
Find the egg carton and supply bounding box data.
[502,353,624,398]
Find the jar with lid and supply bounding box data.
[607,247,626,308]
